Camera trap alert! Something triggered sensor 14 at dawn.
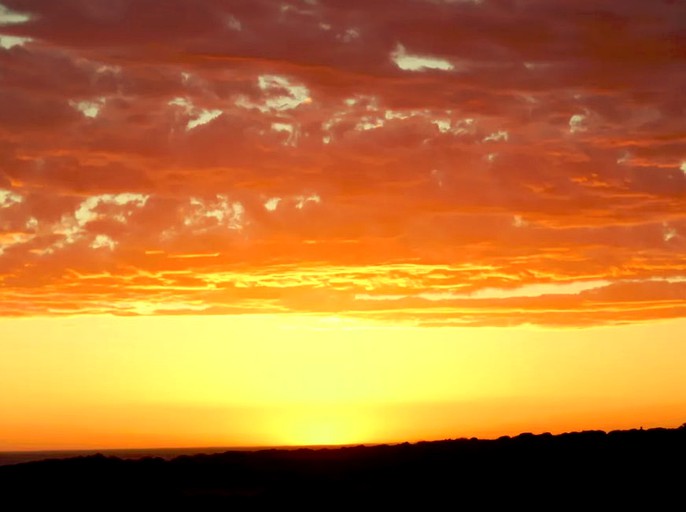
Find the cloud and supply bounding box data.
[237,75,312,113]
[0,34,29,48]
[168,97,224,131]
[0,3,31,25]
[0,0,684,325]
[391,43,455,72]
[70,98,105,118]
[0,189,22,208]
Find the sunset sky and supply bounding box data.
[1,0,685,451]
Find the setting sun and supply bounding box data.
[264,405,378,447]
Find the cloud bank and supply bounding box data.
[0,0,684,326]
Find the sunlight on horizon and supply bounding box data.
[2,314,686,451]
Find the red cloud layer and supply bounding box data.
[0,0,684,325]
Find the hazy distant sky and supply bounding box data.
[1,0,685,450]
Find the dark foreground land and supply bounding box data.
[2,425,685,505]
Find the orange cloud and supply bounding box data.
[0,0,684,326]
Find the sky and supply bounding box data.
[0,0,685,451]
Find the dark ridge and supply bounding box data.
[1,425,685,505]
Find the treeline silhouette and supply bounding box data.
[2,425,685,505]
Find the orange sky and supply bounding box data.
[0,0,685,451]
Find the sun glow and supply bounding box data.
[2,314,686,451]
[266,405,379,447]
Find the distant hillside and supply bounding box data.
[2,425,685,505]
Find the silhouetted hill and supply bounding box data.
[2,425,685,505]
